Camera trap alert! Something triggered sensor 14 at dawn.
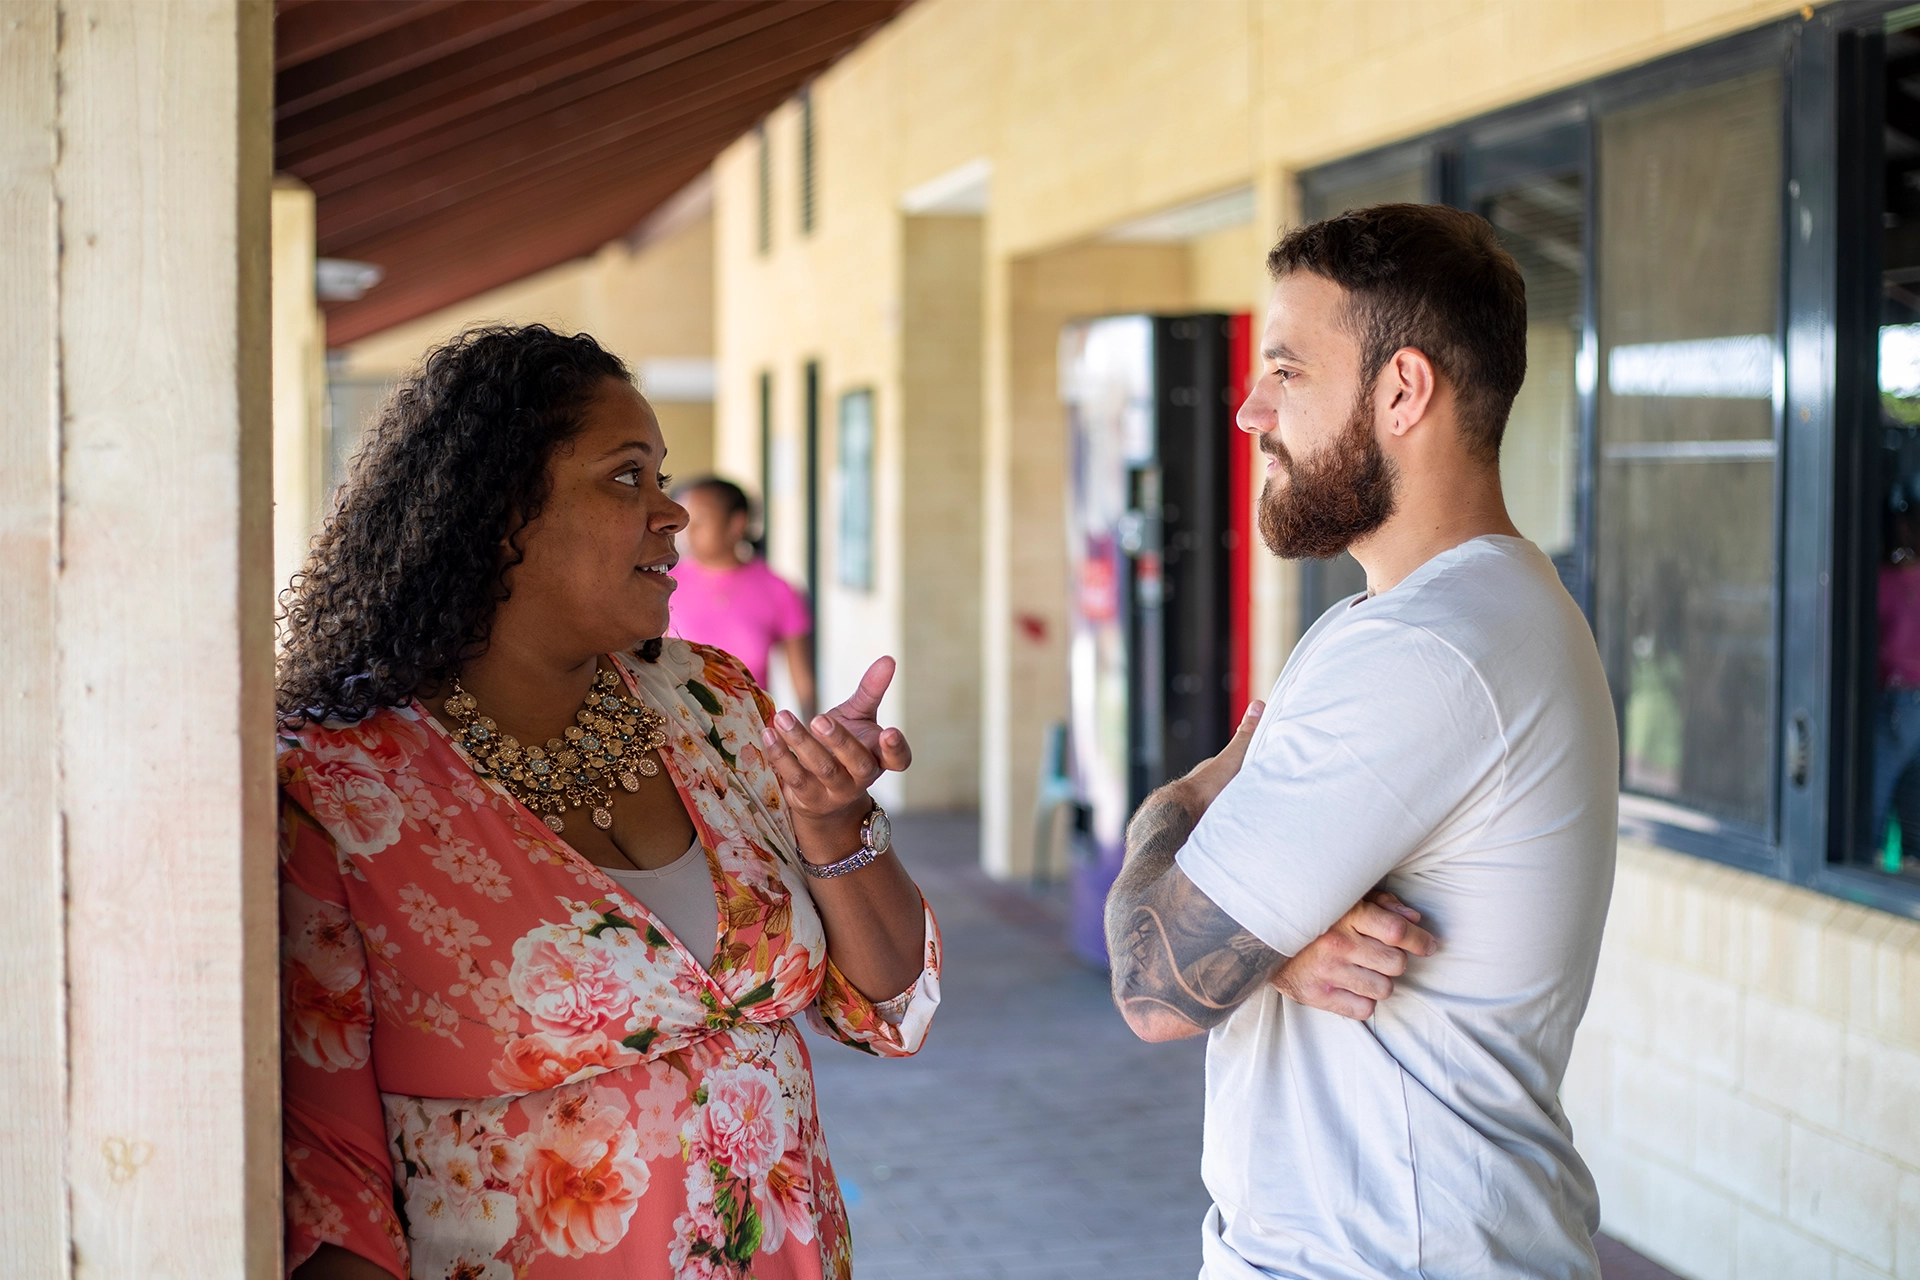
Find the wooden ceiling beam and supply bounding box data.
[298,3,878,207]
[307,23,863,241]
[274,0,460,72]
[276,0,912,341]
[276,0,583,118]
[318,116,742,261]
[322,162,711,343]
[278,0,787,166]
[307,90,764,249]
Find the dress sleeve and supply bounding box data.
[806,898,943,1056]
[279,775,409,1279]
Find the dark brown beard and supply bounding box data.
[1257,384,1398,560]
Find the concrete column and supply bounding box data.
[0,5,72,1273]
[898,215,985,810]
[273,177,326,602]
[0,2,278,1275]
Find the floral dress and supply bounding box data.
[279,640,943,1280]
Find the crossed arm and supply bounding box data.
[1106,793,1282,1040]
[1105,704,1437,1042]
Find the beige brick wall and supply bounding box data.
[900,215,986,808]
[1565,842,1920,1279]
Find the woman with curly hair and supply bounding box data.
[278,326,940,1280]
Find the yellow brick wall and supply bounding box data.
[1564,843,1920,1278]
[900,215,986,808]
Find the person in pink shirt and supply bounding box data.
[670,477,817,718]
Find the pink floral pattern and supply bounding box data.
[280,641,942,1279]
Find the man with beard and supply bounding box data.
[1105,203,1618,1280]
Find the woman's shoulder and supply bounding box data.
[276,702,439,779]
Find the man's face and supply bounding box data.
[1238,272,1398,560]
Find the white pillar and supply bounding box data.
[1,2,279,1275]
[0,5,73,1272]
[273,177,326,602]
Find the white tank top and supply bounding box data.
[599,837,719,969]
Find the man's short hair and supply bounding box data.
[1267,203,1527,462]
[675,475,752,521]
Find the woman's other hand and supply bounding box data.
[1270,891,1439,1021]
[760,656,912,858]
[820,655,912,773]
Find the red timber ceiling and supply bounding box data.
[276,1,910,345]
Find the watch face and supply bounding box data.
[864,807,892,854]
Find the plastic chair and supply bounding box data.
[1033,721,1077,885]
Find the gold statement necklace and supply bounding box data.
[443,665,667,834]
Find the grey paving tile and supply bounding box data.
[806,813,1209,1280]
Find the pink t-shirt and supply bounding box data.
[1881,563,1920,689]
[668,557,812,686]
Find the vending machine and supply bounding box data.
[1060,312,1253,964]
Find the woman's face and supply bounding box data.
[497,378,688,659]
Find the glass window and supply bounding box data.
[837,388,874,591]
[1595,70,1783,835]
[1845,13,1920,885]
[1465,120,1589,603]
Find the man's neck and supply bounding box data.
[1348,468,1520,597]
[692,550,750,572]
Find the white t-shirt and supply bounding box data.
[1176,535,1619,1280]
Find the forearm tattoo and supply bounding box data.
[1104,792,1282,1038]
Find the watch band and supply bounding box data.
[798,842,882,879]
[798,803,889,879]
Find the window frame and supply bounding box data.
[755,123,772,255]
[1295,3,1920,919]
[798,88,817,237]
[836,386,876,592]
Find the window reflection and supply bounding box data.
[1864,20,1920,881]
[1595,70,1782,834]
[1481,171,1583,573]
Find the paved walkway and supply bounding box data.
[806,812,1678,1280]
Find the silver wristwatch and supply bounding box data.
[800,803,892,879]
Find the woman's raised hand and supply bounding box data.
[760,656,913,827]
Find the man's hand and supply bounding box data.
[1273,891,1438,1020]
[1169,700,1264,816]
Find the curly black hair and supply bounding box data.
[276,324,647,726]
